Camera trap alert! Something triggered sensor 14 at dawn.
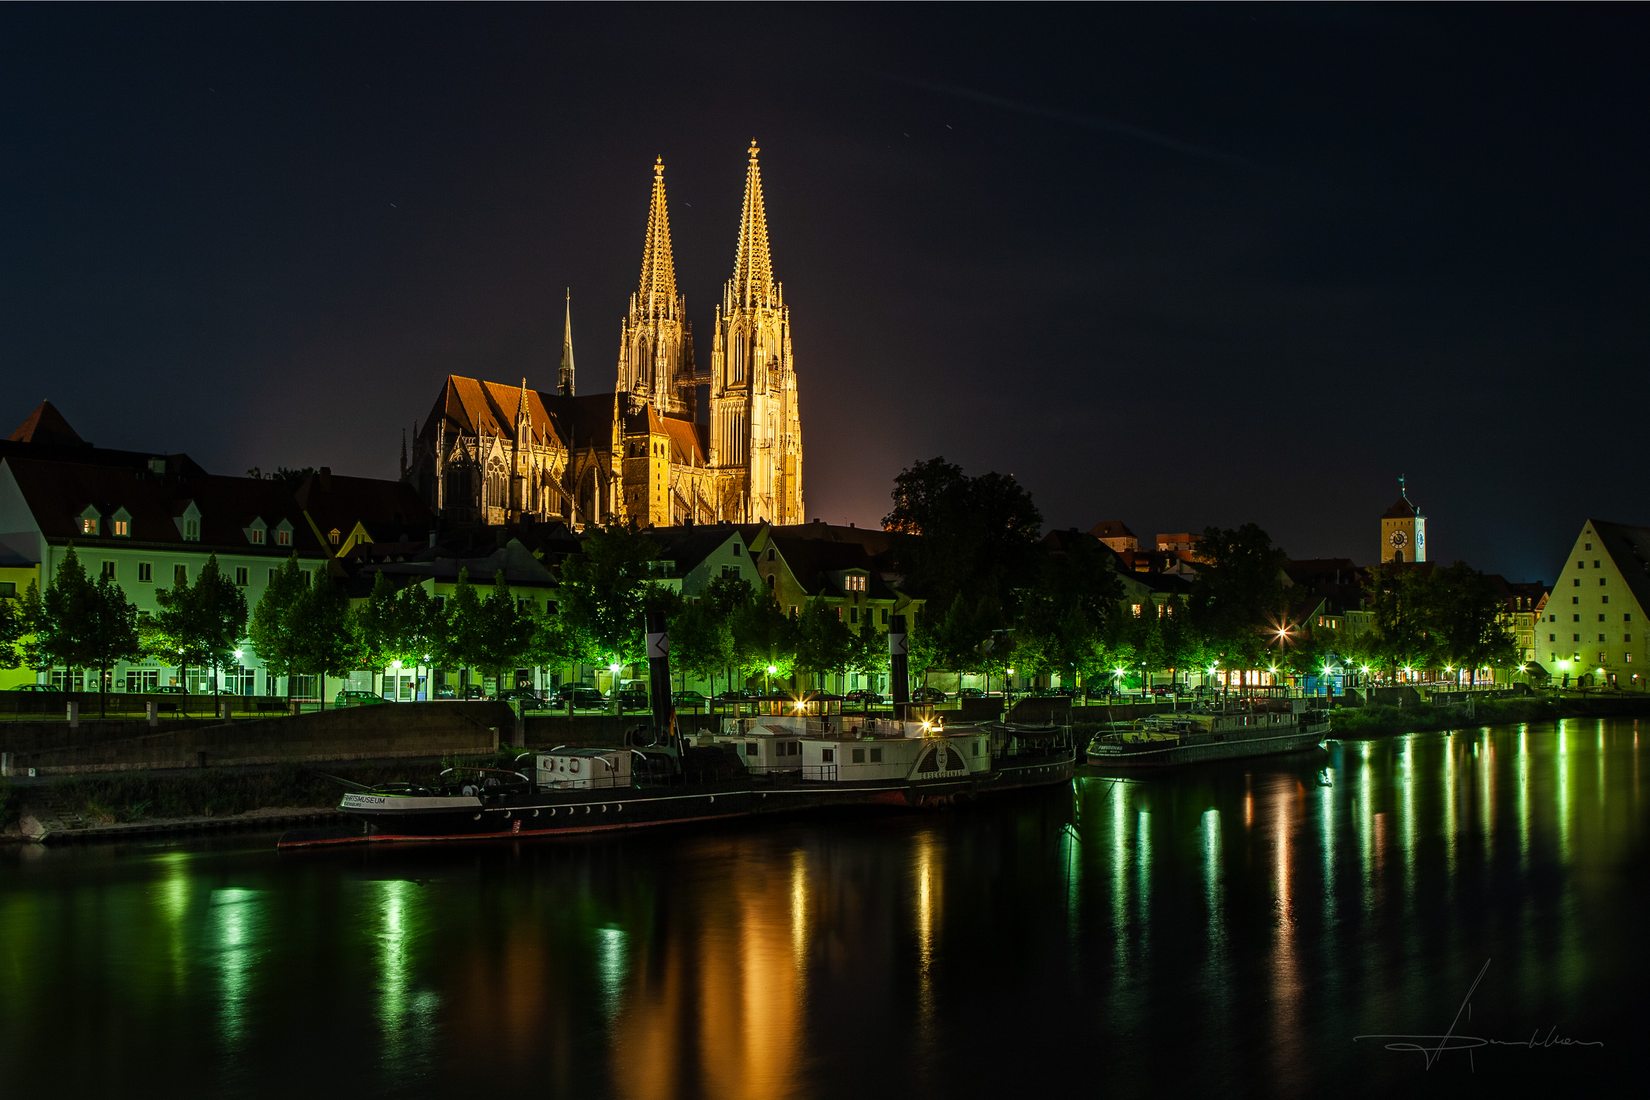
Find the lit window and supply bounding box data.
[1131,604,1142,618]
[80,517,98,535]
[113,519,130,537]
[329,529,341,546]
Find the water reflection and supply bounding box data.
[1,718,1645,1097]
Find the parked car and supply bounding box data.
[9,683,51,692]
[335,689,390,707]
[671,689,708,709]
[712,688,756,706]
[614,687,649,710]
[910,686,946,704]
[435,684,487,700]
[1084,684,1120,701]
[843,689,884,707]
[955,687,985,699]
[497,688,549,709]
[155,685,186,695]
[556,685,607,709]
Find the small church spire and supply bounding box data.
[730,139,775,309]
[559,287,576,396]
[636,157,679,320]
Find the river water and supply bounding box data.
[2,719,1644,1098]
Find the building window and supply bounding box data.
[732,544,741,556]
[101,561,116,579]
[1548,633,1555,642]
[174,565,187,585]
[1600,577,1607,586]
[1585,542,1592,550]
[1627,613,1634,622]
[329,529,341,546]
[1578,561,1585,569]
[138,562,152,583]
[1573,614,1580,622]
[235,567,248,586]
[1572,596,1579,604]
[80,517,98,535]
[1600,614,1607,622]
[267,568,277,585]
[250,529,265,545]
[850,606,859,624]
[113,519,130,537]
[1131,604,1142,618]
[766,548,775,561]
[1573,578,1581,587]
[1594,561,1600,569]
[276,528,291,546]
[1603,596,1610,604]
[881,609,888,624]
[184,519,199,541]
[1573,634,1580,643]
[1599,636,1606,644]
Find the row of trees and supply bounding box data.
[1,459,1521,703]
[882,457,1518,693]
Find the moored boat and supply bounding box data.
[1084,699,1329,769]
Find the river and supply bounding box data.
[2,718,1644,1097]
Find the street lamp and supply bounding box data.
[609,662,621,710]
[766,663,776,698]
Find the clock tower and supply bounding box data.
[1379,476,1427,563]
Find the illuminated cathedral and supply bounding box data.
[404,141,805,529]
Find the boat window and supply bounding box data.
[570,760,580,773]
[870,748,882,763]
[852,748,865,763]
[746,742,758,754]
[822,749,834,763]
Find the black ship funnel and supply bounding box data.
[645,609,679,751]
[889,614,911,720]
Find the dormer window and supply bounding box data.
[112,509,133,538]
[175,501,202,542]
[80,516,99,536]
[251,528,265,545]
[275,519,293,547]
[246,517,268,545]
[328,528,341,546]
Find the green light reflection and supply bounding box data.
[209,887,261,1052]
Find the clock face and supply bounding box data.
[1390,530,1408,548]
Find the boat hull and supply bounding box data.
[1086,724,1328,769]
[281,783,757,848]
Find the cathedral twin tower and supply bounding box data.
[407,141,805,530]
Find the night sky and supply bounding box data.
[4,4,1645,583]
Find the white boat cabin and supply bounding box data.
[715,711,990,783]
[535,747,632,790]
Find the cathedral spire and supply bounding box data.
[559,287,576,396]
[730,139,775,309]
[636,157,679,320]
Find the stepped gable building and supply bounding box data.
[1379,476,1427,563]
[406,141,805,532]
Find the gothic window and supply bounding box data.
[486,460,507,509]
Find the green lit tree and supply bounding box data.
[793,599,855,693]
[37,546,99,692]
[249,556,309,701]
[86,573,142,715]
[153,555,247,698]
